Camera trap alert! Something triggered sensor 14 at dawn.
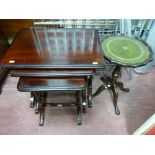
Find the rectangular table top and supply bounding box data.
[18,77,86,92]
[1,27,104,69]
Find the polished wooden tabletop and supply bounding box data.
[1,27,104,69]
[18,77,86,92]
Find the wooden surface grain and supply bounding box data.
[1,28,104,69]
[18,77,86,92]
[0,19,33,42]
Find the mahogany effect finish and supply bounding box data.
[0,30,8,61]
[0,30,9,94]
[1,28,104,69]
[10,69,95,77]
[0,19,33,42]
[17,77,86,92]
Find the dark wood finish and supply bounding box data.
[12,68,93,108]
[0,30,9,60]
[10,69,95,77]
[77,91,82,125]
[1,27,102,124]
[1,28,104,69]
[0,19,33,42]
[0,69,9,94]
[93,65,130,115]
[87,76,93,107]
[0,30,9,94]
[18,77,86,125]
[17,77,86,92]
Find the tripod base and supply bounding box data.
[93,65,129,115]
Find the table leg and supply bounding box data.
[92,85,107,97]
[116,81,130,92]
[93,65,129,115]
[30,92,36,108]
[87,76,93,108]
[111,85,120,115]
[82,89,87,113]
[0,69,9,95]
[39,101,45,126]
[77,91,82,125]
[39,91,48,126]
[33,92,41,114]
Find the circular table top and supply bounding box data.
[102,35,152,67]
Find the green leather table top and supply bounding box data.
[102,35,152,66]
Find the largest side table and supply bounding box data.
[1,27,105,107]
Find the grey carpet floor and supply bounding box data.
[0,69,155,135]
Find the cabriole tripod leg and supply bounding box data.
[116,81,130,92]
[92,85,107,97]
[111,86,120,115]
